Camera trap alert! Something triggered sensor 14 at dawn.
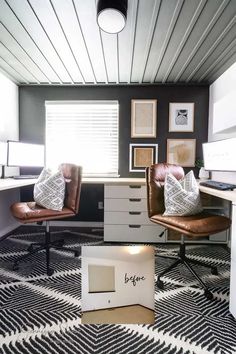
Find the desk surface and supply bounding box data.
[0,178,36,192]
[83,177,236,202]
[199,184,236,203]
[0,177,146,191]
[1,176,236,203]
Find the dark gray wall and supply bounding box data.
[19,85,209,221]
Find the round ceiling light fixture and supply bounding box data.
[97,0,128,34]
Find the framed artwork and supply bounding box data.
[129,144,158,172]
[169,102,194,132]
[167,139,196,167]
[131,99,157,137]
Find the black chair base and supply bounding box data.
[156,243,217,300]
[13,231,80,276]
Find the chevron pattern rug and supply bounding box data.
[0,226,236,354]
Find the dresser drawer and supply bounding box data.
[104,224,166,243]
[104,211,152,225]
[104,198,147,212]
[105,185,146,198]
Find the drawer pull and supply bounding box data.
[129,212,141,215]
[129,225,141,228]
[129,185,141,189]
[129,198,141,202]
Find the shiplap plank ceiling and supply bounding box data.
[0,0,235,85]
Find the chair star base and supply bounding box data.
[156,242,217,300]
[12,228,80,276]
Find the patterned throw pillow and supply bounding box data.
[163,170,203,216]
[34,168,65,211]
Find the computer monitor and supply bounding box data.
[202,137,236,172]
[0,141,7,165]
[7,141,44,167]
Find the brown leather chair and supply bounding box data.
[146,163,231,299]
[10,163,82,276]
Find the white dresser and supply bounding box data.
[104,182,166,243]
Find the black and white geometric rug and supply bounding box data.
[0,226,236,354]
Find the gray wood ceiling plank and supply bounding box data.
[156,0,217,82]
[207,51,236,83]
[49,0,85,84]
[150,0,184,83]
[100,32,118,83]
[118,0,139,83]
[117,34,120,83]
[97,29,109,84]
[2,0,62,83]
[196,37,236,82]
[139,0,161,83]
[173,0,231,82]
[72,0,97,84]
[0,66,20,84]
[28,0,83,84]
[0,41,39,83]
[162,0,207,83]
[142,0,181,83]
[0,56,28,83]
[187,19,236,81]
[128,0,161,83]
[73,0,107,83]
[166,0,229,82]
[0,22,50,83]
[191,24,236,82]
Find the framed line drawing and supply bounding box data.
[169,102,194,132]
[129,144,158,172]
[167,139,196,167]
[131,99,157,138]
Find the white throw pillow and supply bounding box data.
[34,168,65,211]
[163,170,203,216]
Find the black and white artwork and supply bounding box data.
[175,109,188,125]
[169,103,194,132]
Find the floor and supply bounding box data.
[0,226,236,354]
[81,305,155,324]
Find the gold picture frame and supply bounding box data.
[169,102,194,132]
[129,144,158,172]
[131,99,157,138]
[167,139,196,167]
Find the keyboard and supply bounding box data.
[199,180,236,191]
[13,175,39,180]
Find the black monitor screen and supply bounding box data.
[203,138,236,172]
[7,141,44,167]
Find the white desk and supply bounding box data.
[199,184,236,318]
[199,184,236,203]
[0,178,37,238]
[0,178,36,191]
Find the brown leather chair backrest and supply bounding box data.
[60,163,82,214]
[146,163,184,217]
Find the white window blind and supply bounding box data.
[45,101,119,176]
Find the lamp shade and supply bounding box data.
[97,0,128,34]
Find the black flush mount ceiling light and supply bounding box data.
[97,0,128,34]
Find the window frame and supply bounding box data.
[45,100,119,177]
